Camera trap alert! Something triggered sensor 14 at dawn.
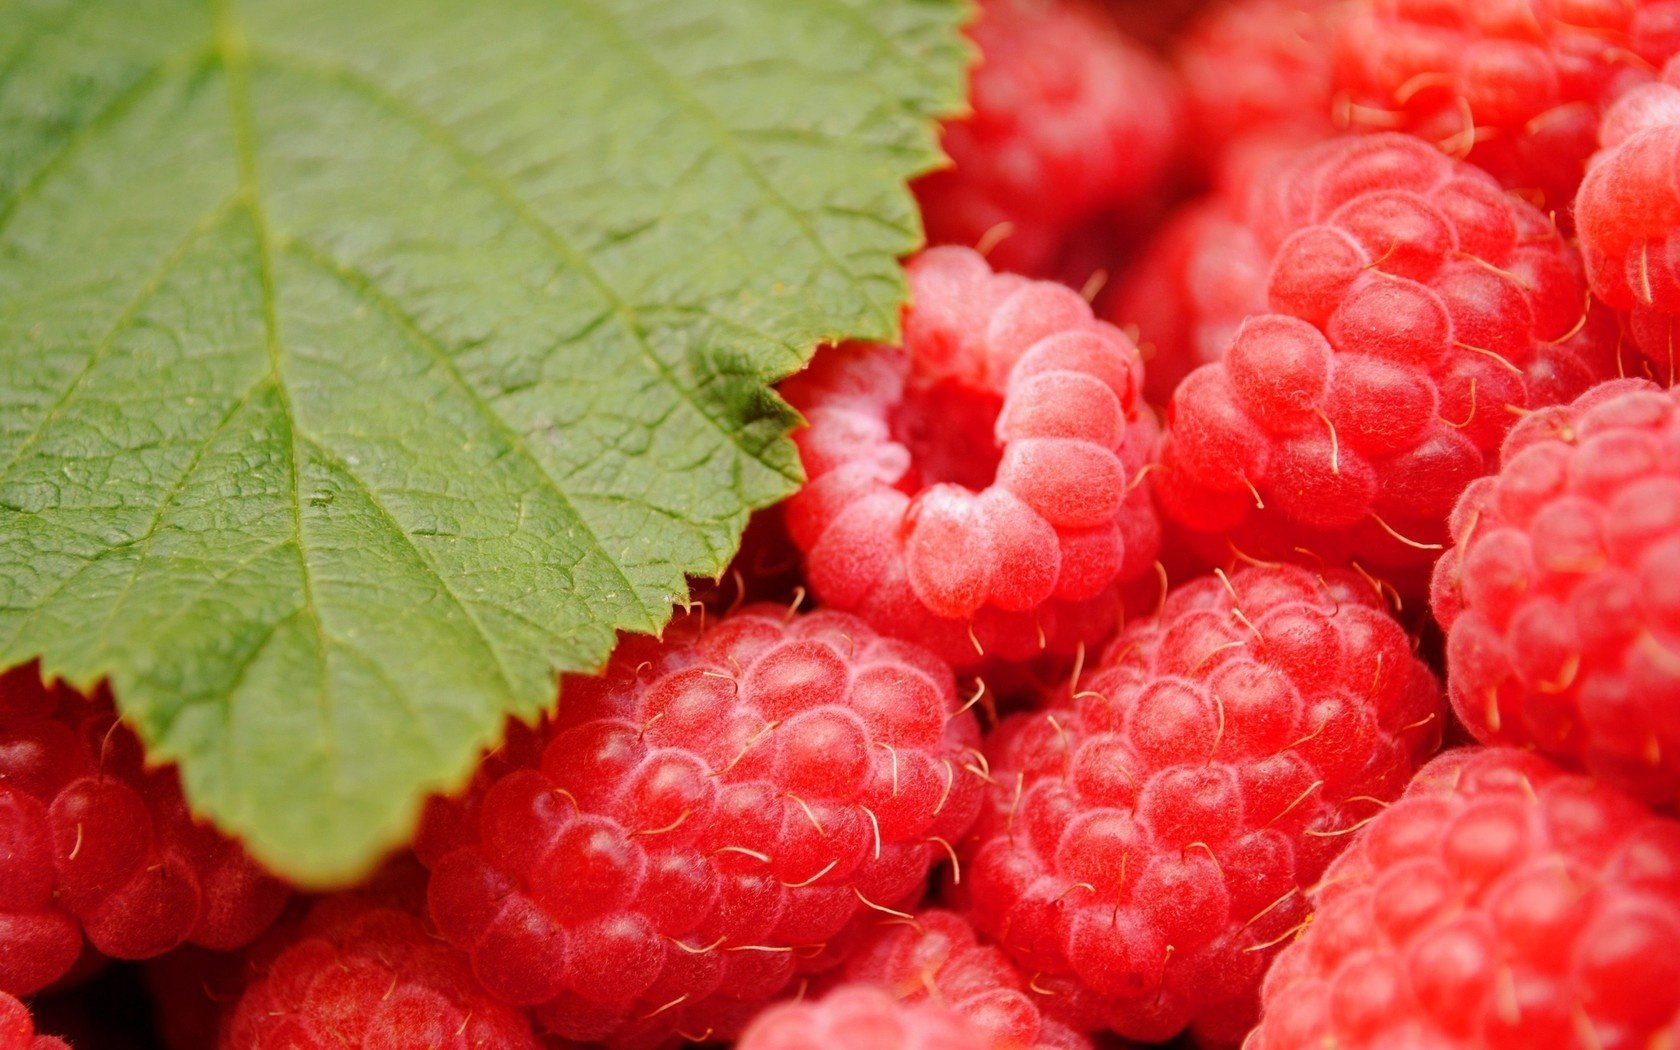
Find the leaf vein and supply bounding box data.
[246,45,801,489]
[281,237,657,630]
[209,0,335,779]
[0,191,245,487]
[0,45,211,237]
[563,0,898,332]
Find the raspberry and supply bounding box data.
[145,945,245,1050]
[914,0,1180,278]
[1113,194,1267,404]
[783,247,1160,671]
[1431,378,1680,806]
[225,881,538,1049]
[0,991,67,1050]
[1331,0,1680,216]
[957,564,1444,1043]
[1175,0,1340,171]
[0,664,289,996]
[418,605,985,1047]
[1153,133,1618,587]
[1577,55,1680,380]
[821,909,1090,1050]
[737,986,983,1050]
[1098,0,1212,51]
[1252,747,1680,1049]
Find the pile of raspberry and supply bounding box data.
[23,5,1680,1049]
[914,0,1181,279]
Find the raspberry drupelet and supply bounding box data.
[1432,378,1680,807]
[738,986,989,1050]
[1112,134,1350,406]
[0,992,67,1050]
[914,0,1180,278]
[0,664,289,997]
[225,877,539,1049]
[417,604,985,1047]
[957,564,1444,1044]
[1577,55,1680,381]
[1153,133,1618,589]
[1331,0,1680,217]
[814,909,1091,1050]
[1175,0,1340,173]
[1251,747,1680,1049]
[783,247,1160,672]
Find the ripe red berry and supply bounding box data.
[1331,0,1680,216]
[738,985,984,1050]
[914,0,1180,277]
[783,247,1160,670]
[226,880,538,1049]
[1252,747,1680,1049]
[1153,133,1618,588]
[1432,378,1680,806]
[418,605,985,1046]
[0,991,67,1050]
[822,909,1089,1050]
[144,945,248,1050]
[1577,55,1680,381]
[957,564,1444,1044]
[1175,0,1340,172]
[1113,194,1267,404]
[0,665,288,996]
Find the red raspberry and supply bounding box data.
[418,605,985,1047]
[783,247,1160,671]
[1098,0,1212,51]
[225,884,538,1049]
[957,564,1444,1044]
[1331,0,1680,216]
[1153,133,1618,587]
[738,986,984,1050]
[1111,134,1339,405]
[1113,194,1267,404]
[0,992,67,1050]
[1175,0,1340,171]
[1577,55,1680,380]
[1431,378,1680,806]
[914,0,1180,277]
[145,946,245,1050]
[823,909,1090,1050]
[0,665,288,996]
[1251,747,1680,1049]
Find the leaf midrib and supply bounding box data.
[208,0,339,776]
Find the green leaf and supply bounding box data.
[0,0,966,885]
